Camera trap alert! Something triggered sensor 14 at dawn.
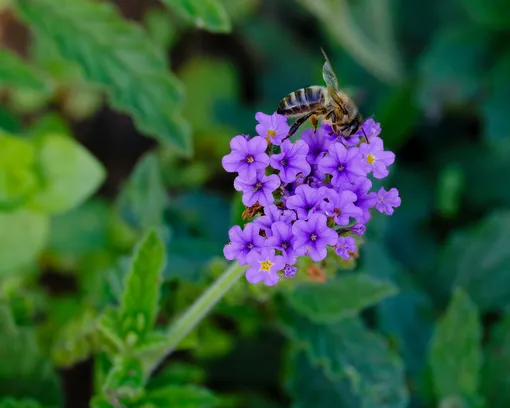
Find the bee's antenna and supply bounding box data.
[362,128,369,144]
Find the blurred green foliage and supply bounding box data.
[0,0,510,407]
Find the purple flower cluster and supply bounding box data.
[222,112,401,286]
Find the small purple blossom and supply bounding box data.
[351,223,366,236]
[255,112,290,145]
[375,187,401,215]
[323,189,363,226]
[318,143,366,186]
[283,264,297,278]
[223,223,265,265]
[335,236,356,260]
[270,140,311,183]
[359,137,395,179]
[222,136,269,180]
[245,247,285,286]
[234,173,280,207]
[292,213,338,261]
[301,128,328,165]
[286,184,325,220]
[267,221,297,264]
[344,178,378,223]
[254,204,296,236]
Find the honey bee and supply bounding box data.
[277,49,363,138]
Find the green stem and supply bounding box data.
[146,262,247,375]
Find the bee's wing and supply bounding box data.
[321,48,341,93]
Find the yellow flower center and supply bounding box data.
[367,153,376,165]
[259,259,273,272]
[267,129,277,138]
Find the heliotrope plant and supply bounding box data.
[222,111,401,286]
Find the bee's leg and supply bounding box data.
[311,115,319,133]
[286,112,314,139]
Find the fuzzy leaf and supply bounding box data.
[482,312,510,406]
[429,288,482,401]
[0,48,48,90]
[0,305,61,405]
[103,357,145,401]
[28,133,105,214]
[481,53,510,142]
[285,274,397,324]
[0,131,38,209]
[15,0,191,153]
[161,0,231,33]
[284,313,408,408]
[120,230,166,343]
[438,211,510,311]
[117,153,168,231]
[0,209,49,276]
[139,385,219,408]
[287,352,356,408]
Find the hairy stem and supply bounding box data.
[146,262,247,375]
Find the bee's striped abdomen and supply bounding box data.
[277,86,327,117]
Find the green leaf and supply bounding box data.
[0,131,38,209]
[0,305,61,405]
[482,312,510,406]
[0,48,48,90]
[161,0,231,33]
[437,211,510,311]
[429,288,482,401]
[283,313,408,408]
[286,351,357,408]
[148,362,205,389]
[481,53,510,142]
[120,230,166,343]
[139,385,219,408]
[28,133,105,214]
[103,357,145,401]
[97,307,124,354]
[0,209,49,276]
[117,153,168,232]
[51,307,98,367]
[16,0,191,153]
[285,274,397,324]
[0,398,44,408]
[48,199,110,255]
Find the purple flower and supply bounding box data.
[292,213,338,261]
[234,173,280,207]
[245,247,285,286]
[323,123,361,147]
[283,264,297,278]
[267,221,297,264]
[301,128,328,165]
[360,118,381,141]
[359,137,395,179]
[318,143,366,186]
[223,223,265,265]
[323,189,363,226]
[375,187,401,215]
[344,178,377,223]
[351,224,366,236]
[254,204,296,236]
[255,112,289,145]
[286,185,325,220]
[270,140,311,183]
[335,236,356,260]
[222,136,269,180]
